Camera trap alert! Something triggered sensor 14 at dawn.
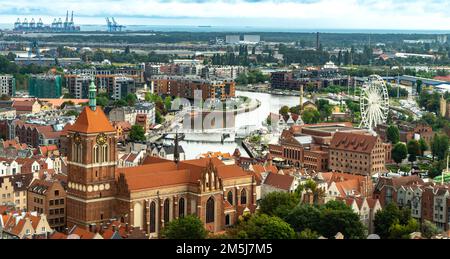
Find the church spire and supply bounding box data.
[89,81,97,111]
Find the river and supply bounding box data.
[166,91,301,159]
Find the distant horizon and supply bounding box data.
[1,0,450,31]
[1,22,450,35]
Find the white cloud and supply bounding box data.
[0,0,449,30]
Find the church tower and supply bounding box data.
[66,81,118,229]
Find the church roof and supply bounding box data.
[67,106,115,134]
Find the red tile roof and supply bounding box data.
[67,106,115,134]
[263,172,294,191]
[119,158,252,191]
[330,132,378,154]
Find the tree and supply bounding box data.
[416,80,423,95]
[65,110,79,117]
[125,93,137,106]
[129,125,146,142]
[162,215,207,239]
[259,192,299,219]
[316,99,333,121]
[96,96,109,107]
[155,110,164,124]
[297,228,320,239]
[388,218,419,239]
[418,138,428,157]
[285,204,321,232]
[6,52,16,61]
[164,96,172,111]
[392,143,407,165]
[301,108,321,124]
[421,220,441,238]
[431,134,449,161]
[279,106,290,117]
[374,203,412,239]
[407,140,420,166]
[316,201,366,239]
[236,214,296,239]
[386,125,400,144]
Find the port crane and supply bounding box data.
[106,17,125,32]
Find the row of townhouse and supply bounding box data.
[336,197,382,234]
[0,210,53,239]
[374,175,450,231]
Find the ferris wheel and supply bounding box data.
[359,75,389,130]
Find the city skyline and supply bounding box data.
[0,0,450,30]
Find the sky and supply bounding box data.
[0,0,450,30]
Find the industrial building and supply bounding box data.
[225,35,240,44]
[0,75,16,97]
[14,57,82,67]
[243,35,261,44]
[28,75,62,99]
[13,11,80,33]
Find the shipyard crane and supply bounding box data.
[105,17,112,32]
[28,40,43,65]
[106,17,125,32]
[64,10,69,29]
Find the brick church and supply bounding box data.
[65,82,257,237]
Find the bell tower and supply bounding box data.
[66,81,118,229]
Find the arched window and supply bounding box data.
[72,143,77,162]
[102,145,108,163]
[206,197,214,223]
[240,189,247,205]
[77,144,83,163]
[150,201,156,233]
[163,199,170,223]
[225,214,230,226]
[93,145,99,163]
[227,191,233,205]
[178,197,185,218]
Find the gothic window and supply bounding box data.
[179,197,185,218]
[227,191,233,205]
[93,145,99,163]
[206,197,214,223]
[77,144,83,163]
[102,145,108,162]
[72,143,77,162]
[150,201,156,233]
[225,214,230,226]
[164,199,170,223]
[240,189,247,205]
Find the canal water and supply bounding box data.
[167,91,301,159]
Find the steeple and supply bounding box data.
[89,81,97,111]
